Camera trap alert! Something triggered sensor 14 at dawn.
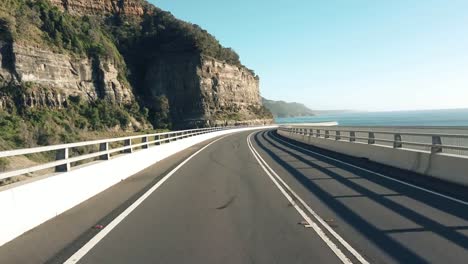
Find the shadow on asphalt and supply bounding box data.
[253,130,468,264]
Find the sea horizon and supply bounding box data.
[275,108,468,127]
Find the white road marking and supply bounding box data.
[270,131,468,207]
[248,133,368,264]
[64,134,231,264]
[249,132,369,264]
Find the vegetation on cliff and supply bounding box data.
[262,97,315,118]
[0,83,150,150]
[109,5,241,65]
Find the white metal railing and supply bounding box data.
[279,126,468,156]
[0,126,236,181]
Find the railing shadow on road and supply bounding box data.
[253,130,468,263]
[267,130,468,221]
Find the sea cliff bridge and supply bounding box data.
[1,124,468,263]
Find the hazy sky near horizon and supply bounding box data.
[152,0,468,111]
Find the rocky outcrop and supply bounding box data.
[199,57,262,116]
[144,54,272,128]
[49,0,147,16]
[0,43,133,108]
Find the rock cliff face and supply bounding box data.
[49,0,147,16]
[199,57,261,115]
[0,43,132,108]
[144,54,270,127]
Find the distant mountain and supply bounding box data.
[262,98,315,118]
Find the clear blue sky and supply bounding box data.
[151,0,468,111]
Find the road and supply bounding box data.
[1,129,468,263]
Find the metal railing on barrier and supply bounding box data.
[0,127,234,181]
[279,126,468,156]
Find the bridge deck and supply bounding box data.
[1,129,467,263]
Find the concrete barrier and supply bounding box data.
[278,129,468,187]
[0,126,275,247]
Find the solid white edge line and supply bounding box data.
[250,132,369,264]
[247,132,353,264]
[64,134,232,264]
[270,131,468,207]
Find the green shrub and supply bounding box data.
[0,158,9,172]
[0,112,24,147]
[149,96,171,129]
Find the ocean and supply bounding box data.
[275,109,468,127]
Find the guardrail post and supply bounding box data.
[55,148,70,172]
[394,134,402,148]
[142,137,149,149]
[431,136,442,153]
[124,139,133,153]
[350,131,356,142]
[316,129,320,138]
[155,135,161,145]
[368,132,375,144]
[325,130,330,139]
[99,143,110,160]
[335,131,341,140]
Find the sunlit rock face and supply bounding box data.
[49,0,146,16]
[144,54,272,128]
[0,43,133,108]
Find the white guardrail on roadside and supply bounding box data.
[278,125,468,187]
[0,126,235,181]
[279,125,468,156]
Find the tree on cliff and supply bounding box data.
[150,96,171,129]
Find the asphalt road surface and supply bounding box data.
[1,129,468,264]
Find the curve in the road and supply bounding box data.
[31,129,468,264]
